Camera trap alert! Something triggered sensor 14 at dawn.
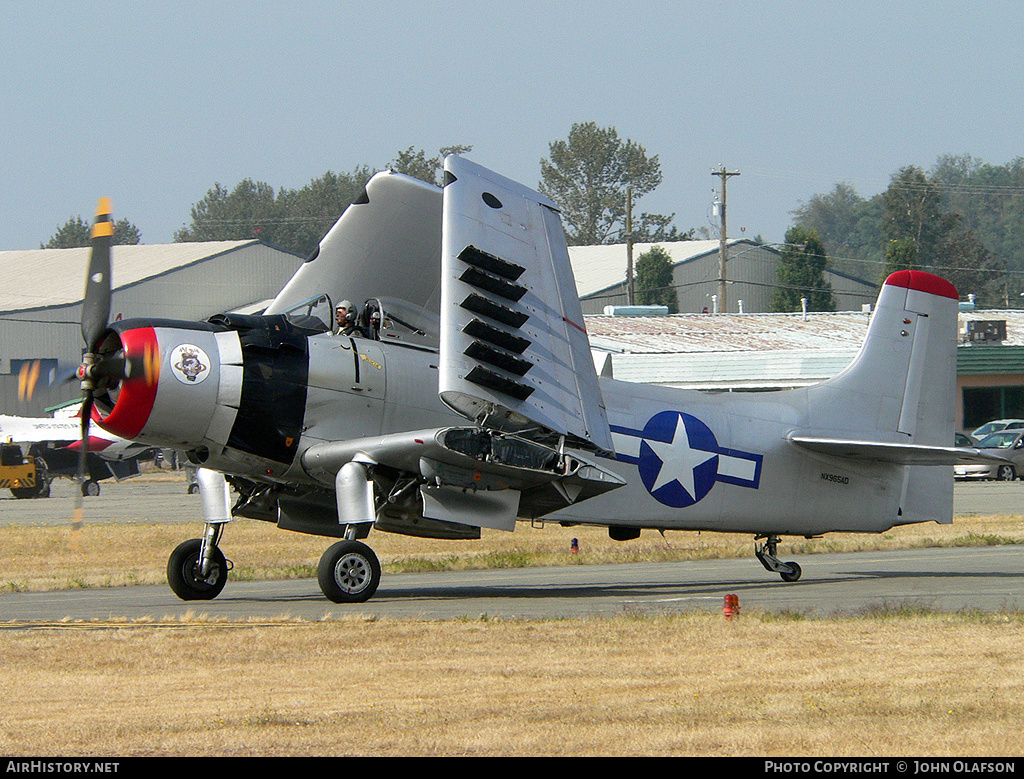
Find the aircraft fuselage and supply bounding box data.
[95,317,924,541]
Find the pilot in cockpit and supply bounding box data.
[335,300,361,336]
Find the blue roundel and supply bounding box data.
[636,411,721,508]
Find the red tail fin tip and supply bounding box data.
[884,270,958,300]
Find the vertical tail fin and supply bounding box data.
[793,271,960,526]
[812,270,959,446]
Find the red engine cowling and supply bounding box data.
[92,315,310,472]
[92,322,237,450]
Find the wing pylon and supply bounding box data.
[301,426,625,532]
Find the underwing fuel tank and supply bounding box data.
[91,315,312,477]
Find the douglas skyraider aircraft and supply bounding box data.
[71,157,1001,602]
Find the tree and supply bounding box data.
[938,226,1005,305]
[790,183,884,280]
[174,179,280,245]
[634,245,677,312]
[771,226,834,312]
[174,146,471,259]
[43,215,141,248]
[273,167,375,257]
[175,167,376,258]
[880,165,1006,302]
[881,237,920,279]
[388,145,472,186]
[539,122,682,245]
[793,159,1015,293]
[931,153,1024,290]
[881,166,954,267]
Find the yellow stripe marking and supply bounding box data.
[92,197,113,237]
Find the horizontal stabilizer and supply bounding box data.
[438,156,613,452]
[789,435,1008,466]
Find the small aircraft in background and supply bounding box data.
[66,158,1001,603]
[0,410,152,498]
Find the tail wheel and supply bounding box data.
[317,540,381,603]
[167,538,228,601]
[780,562,802,582]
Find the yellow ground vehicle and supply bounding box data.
[0,443,50,498]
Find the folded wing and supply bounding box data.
[438,156,613,453]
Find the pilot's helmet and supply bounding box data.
[337,300,355,323]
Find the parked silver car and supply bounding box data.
[954,430,1024,481]
[970,419,1024,439]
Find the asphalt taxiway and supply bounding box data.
[3,545,1024,623]
[1,477,1023,622]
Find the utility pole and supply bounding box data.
[625,186,634,305]
[712,166,740,312]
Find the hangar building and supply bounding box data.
[0,240,302,415]
[570,239,877,314]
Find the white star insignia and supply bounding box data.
[644,413,717,498]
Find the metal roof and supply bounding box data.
[0,240,264,313]
[607,349,861,389]
[956,309,1024,347]
[583,309,871,389]
[957,345,1024,375]
[584,309,873,354]
[584,308,1024,389]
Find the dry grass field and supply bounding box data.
[3,613,1024,756]
[3,511,1024,756]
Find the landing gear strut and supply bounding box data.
[167,468,235,601]
[755,534,802,582]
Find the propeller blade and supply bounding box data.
[69,395,92,549]
[72,197,114,547]
[82,197,113,351]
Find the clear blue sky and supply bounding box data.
[2,1,1022,253]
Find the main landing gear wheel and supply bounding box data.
[81,480,100,497]
[318,540,381,603]
[167,538,229,600]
